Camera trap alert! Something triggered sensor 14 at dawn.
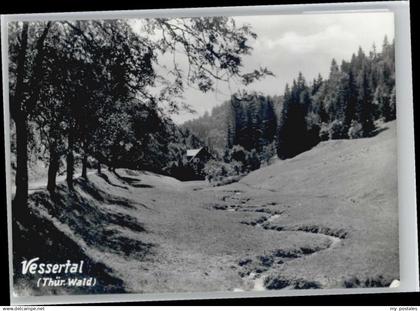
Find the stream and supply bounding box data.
[218,190,344,291]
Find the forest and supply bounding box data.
[183,37,395,183]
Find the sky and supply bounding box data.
[133,12,395,124]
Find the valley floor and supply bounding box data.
[13,121,399,296]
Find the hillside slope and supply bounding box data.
[241,121,397,200]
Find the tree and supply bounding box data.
[389,86,397,121]
[277,74,311,159]
[324,59,347,134]
[10,21,51,218]
[260,96,277,147]
[356,63,376,136]
[343,68,358,133]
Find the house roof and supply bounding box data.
[186,148,203,158]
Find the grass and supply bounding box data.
[12,121,398,295]
[237,121,398,289]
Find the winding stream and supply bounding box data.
[218,190,345,291]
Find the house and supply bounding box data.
[186,147,213,164]
[174,147,214,180]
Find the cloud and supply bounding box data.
[260,25,354,54]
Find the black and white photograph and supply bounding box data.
[1,2,417,305]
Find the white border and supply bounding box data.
[1,1,418,305]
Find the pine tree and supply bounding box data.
[343,69,358,133]
[245,94,261,151]
[356,63,376,136]
[277,74,310,159]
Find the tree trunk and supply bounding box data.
[13,112,29,219]
[12,22,51,220]
[47,142,60,193]
[97,161,101,174]
[12,22,29,220]
[82,152,88,179]
[66,126,74,190]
